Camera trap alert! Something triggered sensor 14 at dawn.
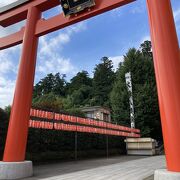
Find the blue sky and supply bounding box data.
[0,0,180,108]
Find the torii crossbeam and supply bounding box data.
[0,0,135,50]
[0,0,180,178]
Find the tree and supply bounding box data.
[110,75,130,125]
[32,92,63,111]
[0,108,9,159]
[34,73,55,97]
[92,57,115,107]
[66,71,93,107]
[111,43,161,139]
[71,85,93,106]
[135,82,161,138]
[4,105,11,117]
[140,40,153,59]
[33,73,66,98]
[67,71,92,93]
[53,73,67,96]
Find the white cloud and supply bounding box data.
[0,46,19,74]
[110,56,124,71]
[141,35,151,43]
[36,22,87,81]
[173,8,180,32]
[111,1,145,18]
[0,78,15,108]
[111,8,123,17]
[37,56,78,75]
[39,33,70,56]
[0,19,87,108]
[174,8,180,23]
[0,45,20,108]
[0,21,25,38]
[0,1,26,108]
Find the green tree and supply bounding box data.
[4,105,11,117]
[0,108,9,159]
[53,73,67,96]
[110,79,130,125]
[140,40,153,59]
[67,71,92,93]
[33,73,66,98]
[111,43,161,139]
[32,92,63,111]
[135,82,160,138]
[66,71,93,107]
[92,57,115,107]
[71,85,93,106]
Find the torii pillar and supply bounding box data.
[147,0,180,179]
[3,6,41,163]
[0,6,41,180]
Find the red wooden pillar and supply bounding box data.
[3,7,41,162]
[147,0,180,172]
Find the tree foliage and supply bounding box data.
[111,41,161,139]
[67,71,92,93]
[33,41,162,139]
[0,40,162,163]
[33,73,66,98]
[92,57,115,107]
[0,108,9,159]
[67,71,93,107]
[32,93,64,111]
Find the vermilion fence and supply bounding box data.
[29,108,140,138]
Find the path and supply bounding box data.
[24,155,166,180]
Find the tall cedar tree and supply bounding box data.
[93,57,115,107]
[111,41,161,139]
[33,73,66,98]
[67,71,92,93]
[67,71,93,107]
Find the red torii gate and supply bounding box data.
[0,0,180,177]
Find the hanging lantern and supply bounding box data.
[60,0,95,17]
[29,120,32,127]
[30,109,33,117]
[54,113,59,120]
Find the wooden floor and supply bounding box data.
[24,155,166,180]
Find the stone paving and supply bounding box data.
[24,155,166,180]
